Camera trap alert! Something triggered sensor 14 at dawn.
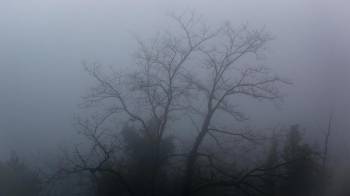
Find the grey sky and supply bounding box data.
[0,0,349,160]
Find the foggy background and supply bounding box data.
[0,0,349,170]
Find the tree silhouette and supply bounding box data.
[59,12,288,196]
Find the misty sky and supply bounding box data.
[0,0,349,161]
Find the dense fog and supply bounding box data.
[0,0,349,196]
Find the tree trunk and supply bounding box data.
[182,113,212,196]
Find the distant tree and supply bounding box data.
[121,120,175,176]
[0,153,41,196]
[121,122,175,196]
[262,134,280,196]
[279,125,321,196]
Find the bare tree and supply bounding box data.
[62,13,287,196]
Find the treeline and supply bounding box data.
[0,125,333,196]
[75,124,328,196]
